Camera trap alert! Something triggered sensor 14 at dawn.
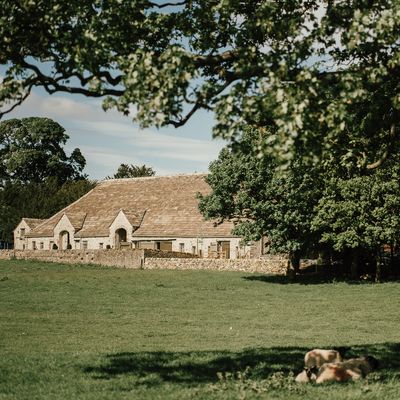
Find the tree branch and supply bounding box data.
[149,1,187,8]
[169,102,201,127]
[366,123,396,170]
[168,78,234,127]
[18,58,124,97]
[0,85,33,120]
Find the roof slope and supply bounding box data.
[22,218,45,229]
[28,174,236,238]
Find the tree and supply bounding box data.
[312,158,400,281]
[0,178,96,243]
[200,126,400,280]
[0,117,91,243]
[0,117,86,184]
[1,1,399,168]
[107,163,155,179]
[198,127,322,272]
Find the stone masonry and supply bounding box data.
[0,250,288,275]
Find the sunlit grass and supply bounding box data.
[0,259,399,399]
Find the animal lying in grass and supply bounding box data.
[315,356,379,384]
[304,347,349,368]
[295,348,379,384]
[295,366,318,383]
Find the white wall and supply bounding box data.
[109,210,134,247]
[26,237,53,250]
[53,214,76,249]
[133,236,250,259]
[74,236,110,249]
[13,220,30,250]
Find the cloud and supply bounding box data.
[4,89,223,179]
[76,120,224,163]
[7,91,121,123]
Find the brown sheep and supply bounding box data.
[295,367,318,383]
[315,356,379,384]
[304,349,343,368]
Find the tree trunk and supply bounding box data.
[350,249,359,279]
[375,249,383,283]
[287,250,300,275]
[317,247,331,276]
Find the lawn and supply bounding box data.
[0,259,399,399]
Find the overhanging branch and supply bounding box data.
[0,84,33,120]
[366,123,396,170]
[149,1,187,8]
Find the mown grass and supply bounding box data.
[0,259,400,399]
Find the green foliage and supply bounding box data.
[0,178,96,242]
[199,127,322,257]
[0,117,86,184]
[1,1,399,167]
[1,261,400,399]
[106,163,155,179]
[200,127,400,277]
[0,117,92,242]
[313,167,400,253]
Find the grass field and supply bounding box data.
[1,259,400,399]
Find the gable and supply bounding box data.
[53,214,74,234]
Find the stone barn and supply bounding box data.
[14,174,254,259]
[14,218,45,250]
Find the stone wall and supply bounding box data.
[0,250,288,275]
[144,249,198,259]
[0,249,145,269]
[144,255,288,275]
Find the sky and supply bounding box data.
[4,87,225,180]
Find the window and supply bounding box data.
[50,241,54,250]
[32,241,36,250]
[74,240,80,249]
[40,242,44,250]
[192,245,196,255]
[179,243,185,252]
[99,243,103,249]
[20,228,25,239]
[82,241,88,250]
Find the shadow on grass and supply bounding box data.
[242,274,389,285]
[83,342,400,385]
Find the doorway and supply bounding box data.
[59,231,70,250]
[115,228,127,249]
[217,241,231,259]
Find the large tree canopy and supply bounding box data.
[0,117,90,243]
[0,117,86,184]
[200,127,400,280]
[198,127,323,270]
[1,1,399,168]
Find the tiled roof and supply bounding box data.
[28,174,236,238]
[119,209,146,228]
[22,218,45,229]
[65,212,87,231]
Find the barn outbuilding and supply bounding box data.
[14,174,258,259]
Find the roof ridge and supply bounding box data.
[100,172,208,184]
